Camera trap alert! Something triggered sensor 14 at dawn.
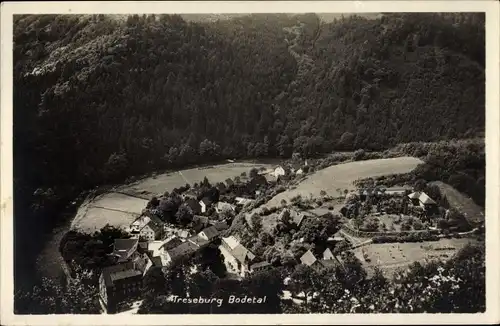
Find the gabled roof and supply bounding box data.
[143,215,164,233]
[300,250,318,266]
[199,226,219,240]
[419,192,436,205]
[323,248,335,260]
[131,215,151,229]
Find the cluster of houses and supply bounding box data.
[270,160,308,179]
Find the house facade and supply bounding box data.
[408,192,438,213]
[220,236,256,277]
[199,197,213,214]
[250,261,272,273]
[138,215,164,241]
[99,261,143,314]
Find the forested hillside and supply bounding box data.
[13,13,485,288]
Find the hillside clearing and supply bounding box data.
[263,157,423,208]
[430,181,484,226]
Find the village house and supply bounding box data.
[272,166,286,178]
[138,215,165,241]
[408,191,438,214]
[220,236,256,277]
[215,201,236,214]
[99,261,143,313]
[358,187,384,201]
[197,225,220,242]
[160,240,199,266]
[199,197,213,214]
[290,162,304,175]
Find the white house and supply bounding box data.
[272,166,286,178]
[219,236,256,278]
[199,197,213,214]
[129,215,151,234]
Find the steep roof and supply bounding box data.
[419,192,437,205]
[300,250,318,266]
[231,244,255,264]
[323,248,335,260]
[199,226,219,240]
[131,215,151,229]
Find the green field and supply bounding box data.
[263,157,423,208]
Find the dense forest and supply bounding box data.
[13,13,484,290]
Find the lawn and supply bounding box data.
[262,157,423,209]
[353,238,479,278]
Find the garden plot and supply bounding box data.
[263,157,423,209]
[353,238,478,277]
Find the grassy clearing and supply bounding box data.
[353,238,478,277]
[263,157,423,208]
